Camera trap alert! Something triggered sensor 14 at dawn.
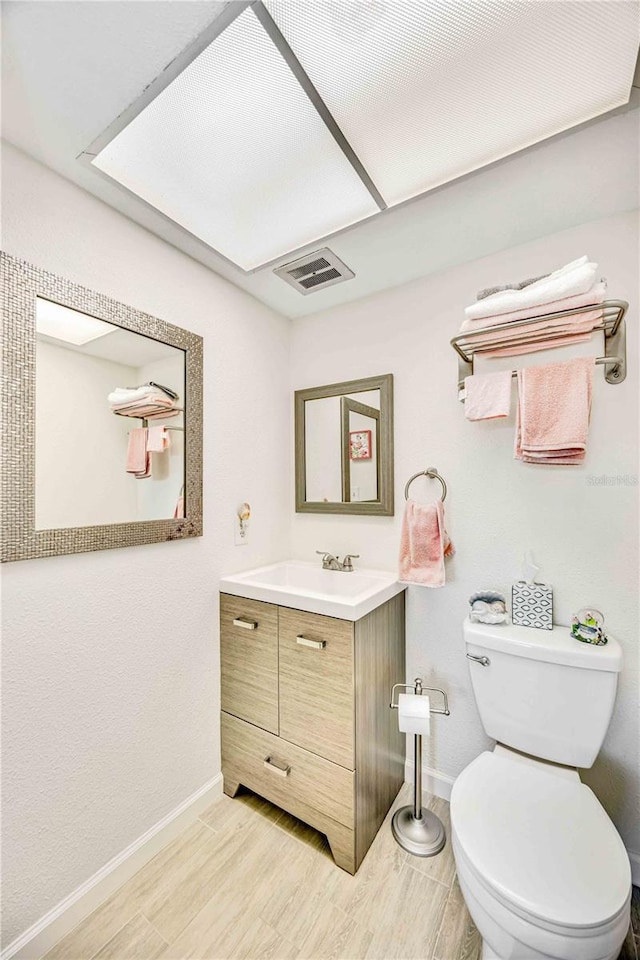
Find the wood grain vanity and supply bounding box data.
[220,590,406,873]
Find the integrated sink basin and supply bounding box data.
[219,560,405,621]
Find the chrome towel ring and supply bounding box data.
[404,467,447,502]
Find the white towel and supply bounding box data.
[108,385,171,404]
[464,257,597,322]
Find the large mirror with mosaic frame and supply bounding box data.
[295,373,394,516]
[1,252,203,561]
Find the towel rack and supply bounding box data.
[404,467,447,502]
[451,300,628,388]
[113,409,184,431]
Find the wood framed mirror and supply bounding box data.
[295,373,394,516]
[1,252,203,561]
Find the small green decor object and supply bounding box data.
[571,608,608,645]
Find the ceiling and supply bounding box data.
[2,1,640,319]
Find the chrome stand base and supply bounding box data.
[391,805,446,858]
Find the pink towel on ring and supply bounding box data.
[514,357,594,465]
[399,499,454,588]
[464,371,512,421]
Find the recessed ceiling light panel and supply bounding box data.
[266,0,640,206]
[91,7,379,271]
[36,298,116,345]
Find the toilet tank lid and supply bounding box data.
[463,618,622,672]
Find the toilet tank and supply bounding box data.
[464,618,622,767]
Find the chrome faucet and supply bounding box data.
[316,551,360,572]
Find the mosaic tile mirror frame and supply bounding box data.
[1,252,203,561]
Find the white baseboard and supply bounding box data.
[628,849,640,887]
[404,760,455,802]
[2,773,223,960]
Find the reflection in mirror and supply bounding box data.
[295,374,393,516]
[341,391,379,503]
[305,390,380,503]
[35,297,185,529]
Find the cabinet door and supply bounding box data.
[220,594,278,734]
[278,608,354,769]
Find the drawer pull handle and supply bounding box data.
[296,635,326,650]
[233,617,258,630]
[263,756,290,777]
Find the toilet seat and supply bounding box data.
[450,751,631,934]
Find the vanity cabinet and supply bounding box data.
[220,591,405,874]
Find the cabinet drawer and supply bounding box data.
[220,594,278,734]
[278,608,354,769]
[221,711,354,828]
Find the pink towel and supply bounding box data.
[480,331,593,358]
[126,428,148,476]
[399,499,454,588]
[147,426,170,452]
[514,357,594,465]
[464,371,512,421]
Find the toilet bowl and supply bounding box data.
[451,620,631,960]
[451,749,631,960]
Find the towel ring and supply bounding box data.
[404,467,447,502]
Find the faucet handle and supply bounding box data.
[341,554,360,571]
[315,550,332,559]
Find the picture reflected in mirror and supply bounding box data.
[35,297,185,529]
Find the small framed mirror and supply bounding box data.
[1,253,203,561]
[295,373,394,515]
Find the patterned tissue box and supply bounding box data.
[512,580,553,630]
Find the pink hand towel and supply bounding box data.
[399,499,454,588]
[147,426,170,452]
[464,371,512,421]
[514,357,594,465]
[126,428,148,475]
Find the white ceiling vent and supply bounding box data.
[273,247,354,295]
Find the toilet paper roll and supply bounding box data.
[398,693,431,736]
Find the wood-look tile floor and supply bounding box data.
[43,784,638,960]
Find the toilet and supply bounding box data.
[451,618,631,960]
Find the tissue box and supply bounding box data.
[512,580,553,630]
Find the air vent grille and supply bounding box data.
[300,268,341,288]
[273,247,355,295]
[289,257,331,279]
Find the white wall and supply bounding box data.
[35,341,137,528]
[0,142,291,948]
[290,210,640,859]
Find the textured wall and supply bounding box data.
[0,142,291,947]
[290,210,640,858]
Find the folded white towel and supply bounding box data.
[108,385,171,404]
[464,256,597,322]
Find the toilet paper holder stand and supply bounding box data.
[389,678,450,858]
